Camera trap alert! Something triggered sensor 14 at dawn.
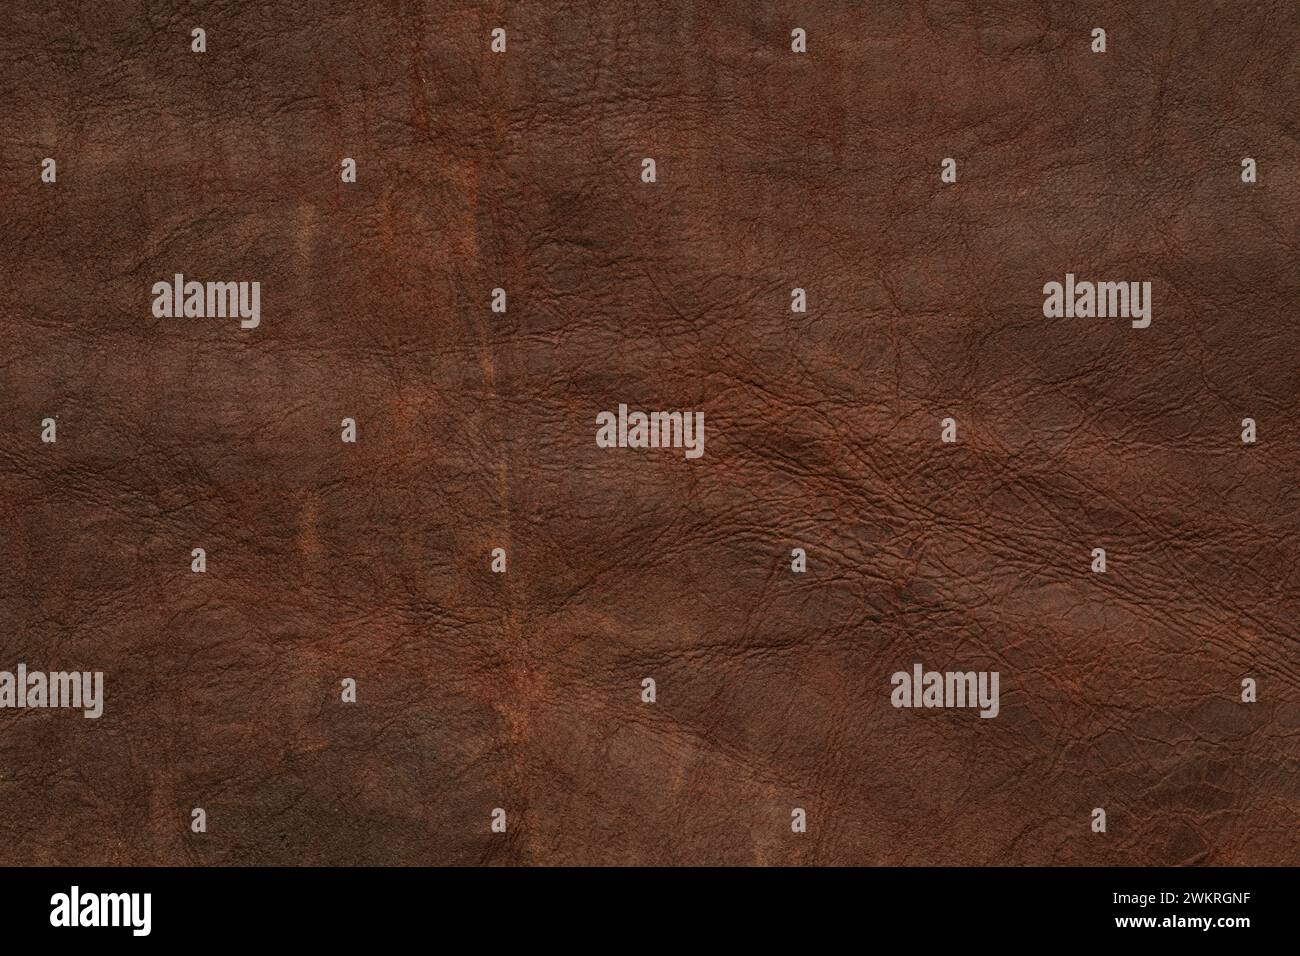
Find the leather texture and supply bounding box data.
[0,0,1296,866]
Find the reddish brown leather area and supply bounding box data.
[0,1,1296,865]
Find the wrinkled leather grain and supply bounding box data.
[0,1,1296,866]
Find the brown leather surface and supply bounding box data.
[0,1,1296,866]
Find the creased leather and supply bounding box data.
[0,1,1296,866]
